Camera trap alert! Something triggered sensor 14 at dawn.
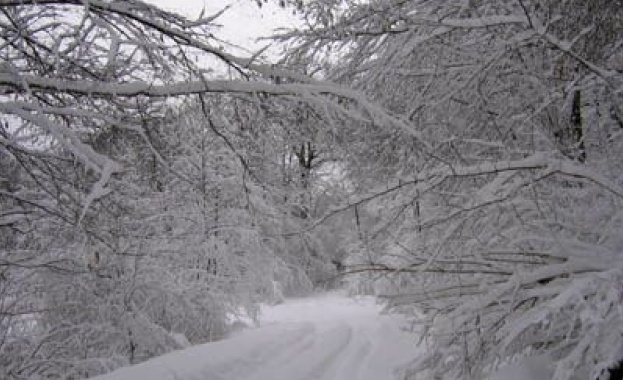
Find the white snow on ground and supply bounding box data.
[90,291,419,380]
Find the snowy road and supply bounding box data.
[92,292,418,380]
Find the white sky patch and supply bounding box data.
[143,0,299,57]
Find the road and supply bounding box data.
[92,292,419,380]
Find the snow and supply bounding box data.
[416,15,528,29]
[89,292,419,380]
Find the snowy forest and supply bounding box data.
[1,0,623,379]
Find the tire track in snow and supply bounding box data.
[236,322,320,380]
[207,323,316,380]
[299,323,354,380]
[334,325,373,380]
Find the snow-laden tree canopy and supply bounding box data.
[0,1,370,378]
[272,0,623,379]
[2,0,623,379]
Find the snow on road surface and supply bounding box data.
[91,292,419,380]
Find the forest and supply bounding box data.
[1,0,622,379]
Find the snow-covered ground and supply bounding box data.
[91,292,419,380]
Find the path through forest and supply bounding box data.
[92,292,419,380]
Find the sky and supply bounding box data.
[144,0,299,56]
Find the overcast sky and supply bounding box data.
[144,0,298,55]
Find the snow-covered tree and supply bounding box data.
[5,0,622,378]
[0,1,391,378]
[274,0,623,378]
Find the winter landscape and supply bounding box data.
[1,1,622,379]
